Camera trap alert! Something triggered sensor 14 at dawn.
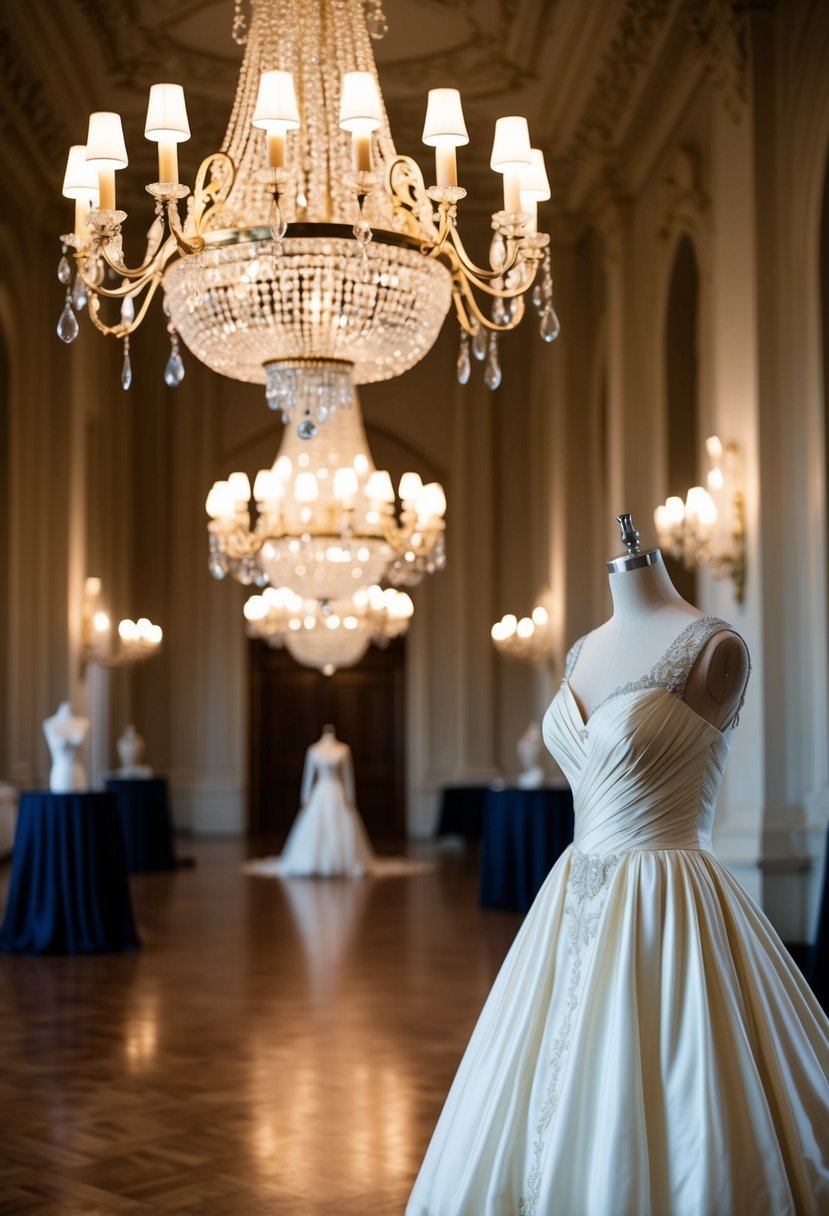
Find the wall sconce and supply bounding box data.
[491,592,555,666]
[82,577,163,670]
[654,435,746,603]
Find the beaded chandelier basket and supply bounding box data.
[57,0,558,429]
[244,582,413,674]
[206,374,447,601]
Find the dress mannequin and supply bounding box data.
[301,724,355,807]
[116,724,152,778]
[43,702,91,793]
[569,514,749,731]
[244,724,432,879]
[408,515,828,1216]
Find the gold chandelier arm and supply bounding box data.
[386,154,439,241]
[86,274,164,338]
[192,152,236,235]
[78,219,188,290]
[441,224,524,283]
[453,275,527,334]
[165,201,205,254]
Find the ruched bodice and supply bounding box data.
[544,683,731,855]
[408,611,829,1216]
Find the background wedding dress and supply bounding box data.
[408,616,829,1216]
[246,736,374,877]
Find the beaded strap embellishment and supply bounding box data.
[564,616,750,727]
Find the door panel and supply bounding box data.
[248,639,406,840]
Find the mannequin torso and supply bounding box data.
[570,554,749,731]
[302,725,355,805]
[43,702,91,793]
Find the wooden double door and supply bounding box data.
[248,639,406,840]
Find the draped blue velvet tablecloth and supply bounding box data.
[435,785,489,840]
[810,818,829,1012]
[105,777,177,873]
[479,787,575,913]
[0,791,140,955]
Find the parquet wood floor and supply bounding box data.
[0,840,520,1215]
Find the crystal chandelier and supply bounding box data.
[244,582,413,674]
[205,375,446,599]
[56,0,558,429]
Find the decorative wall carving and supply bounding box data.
[553,0,673,204]
[685,0,751,123]
[658,145,710,244]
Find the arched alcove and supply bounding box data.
[664,236,700,603]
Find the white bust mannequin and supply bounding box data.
[43,701,90,793]
[570,540,749,731]
[116,724,152,778]
[516,722,544,788]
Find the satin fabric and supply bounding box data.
[408,683,829,1216]
[246,771,375,877]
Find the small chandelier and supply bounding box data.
[654,435,746,603]
[491,598,554,666]
[82,577,163,670]
[205,379,446,599]
[244,583,413,675]
[55,0,558,430]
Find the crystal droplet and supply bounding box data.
[269,199,287,241]
[71,273,88,311]
[120,294,135,326]
[492,296,508,326]
[532,283,543,309]
[121,351,132,390]
[489,233,506,270]
[297,416,318,440]
[57,299,79,343]
[366,7,388,38]
[353,216,373,247]
[164,351,185,387]
[540,308,561,343]
[484,334,502,390]
[472,325,488,362]
[457,333,471,385]
[57,255,72,285]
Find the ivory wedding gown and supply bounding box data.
[408,616,829,1216]
[245,738,374,877]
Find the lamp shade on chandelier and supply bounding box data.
[205,380,447,602]
[55,0,559,430]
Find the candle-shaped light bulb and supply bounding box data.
[490,116,532,214]
[62,145,100,235]
[144,83,190,185]
[252,70,300,168]
[339,71,383,172]
[519,148,550,233]
[85,111,128,211]
[422,88,469,188]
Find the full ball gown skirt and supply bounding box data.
[408,623,829,1216]
[246,773,374,877]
